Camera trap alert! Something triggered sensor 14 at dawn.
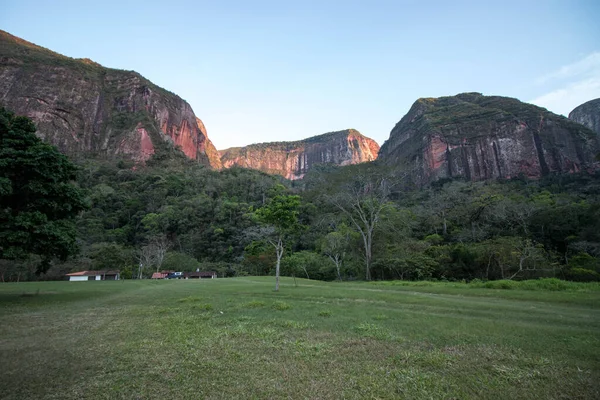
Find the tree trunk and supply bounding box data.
[486,254,493,280]
[274,235,284,292]
[335,257,342,281]
[302,266,310,279]
[365,230,373,281]
[508,256,526,280]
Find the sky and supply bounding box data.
[2,0,599,150]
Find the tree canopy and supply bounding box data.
[1,106,599,283]
[255,194,302,291]
[0,108,88,272]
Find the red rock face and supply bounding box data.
[220,129,379,180]
[116,123,155,162]
[0,30,222,168]
[379,93,599,185]
[160,118,198,160]
[196,118,222,169]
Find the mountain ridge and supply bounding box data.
[220,129,379,180]
[0,30,221,168]
[378,92,599,184]
[569,98,600,137]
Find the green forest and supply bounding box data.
[1,108,600,283]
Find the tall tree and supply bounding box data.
[255,194,301,291]
[329,170,399,280]
[0,108,87,273]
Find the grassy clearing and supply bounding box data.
[0,277,598,399]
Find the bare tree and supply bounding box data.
[150,235,169,273]
[321,227,351,281]
[328,171,400,281]
[136,235,170,278]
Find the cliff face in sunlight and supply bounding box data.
[378,93,599,184]
[0,30,221,167]
[219,129,380,180]
[569,98,600,136]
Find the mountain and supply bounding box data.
[0,30,221,168]
[219,129,379,180]
[378,93,599,184]
[569,98,600,136]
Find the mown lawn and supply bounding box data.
[0,277,598,399]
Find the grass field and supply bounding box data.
[0,278,598,399]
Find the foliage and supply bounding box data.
[282,250,332,281]
[0,108,88,273]
[162,251,201,272]
[254,194,302,232]
[254,194,302,291]
[4,100,599,283]
[89,242,133,271]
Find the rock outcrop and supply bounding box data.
[378,93,599,184]
[220,129,379,180]
[0,30,221,167]
[569,98,600,136]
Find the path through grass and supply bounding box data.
[0,277,598,399]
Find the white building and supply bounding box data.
[66,270,120,281]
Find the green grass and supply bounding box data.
[1,278,599,399]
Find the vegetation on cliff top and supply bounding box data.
[0,29,175,99]
[385,92,597,143]
[220,129,370,155]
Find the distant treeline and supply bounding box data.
[2,153,599,282]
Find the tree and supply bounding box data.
[0,108,88,273]
[320,224,353,281]
[89,242,133,271]
[135,235,169,278]
[255,194,301,291]
[329,170,399,280]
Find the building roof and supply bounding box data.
[66,270,120,276]
[151,272,169,279]
[188,271,218,277]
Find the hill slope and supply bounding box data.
[220,129,379,180]
[0,30,221,167]
[378,93,599,184]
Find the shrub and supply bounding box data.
[272,301,291,311]
[520,278,568,291]
[244,300,266,308]
[566,268,600,282]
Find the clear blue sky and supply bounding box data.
[2,0,599,149]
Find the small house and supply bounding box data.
[188,271,218,279]
[66,270,120,281]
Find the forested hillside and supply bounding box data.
[2,142,599,282]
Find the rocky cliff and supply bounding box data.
[569,98,600,136]
[378,93,599,184]
[0,30,221,167]
[219,129,379,180]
